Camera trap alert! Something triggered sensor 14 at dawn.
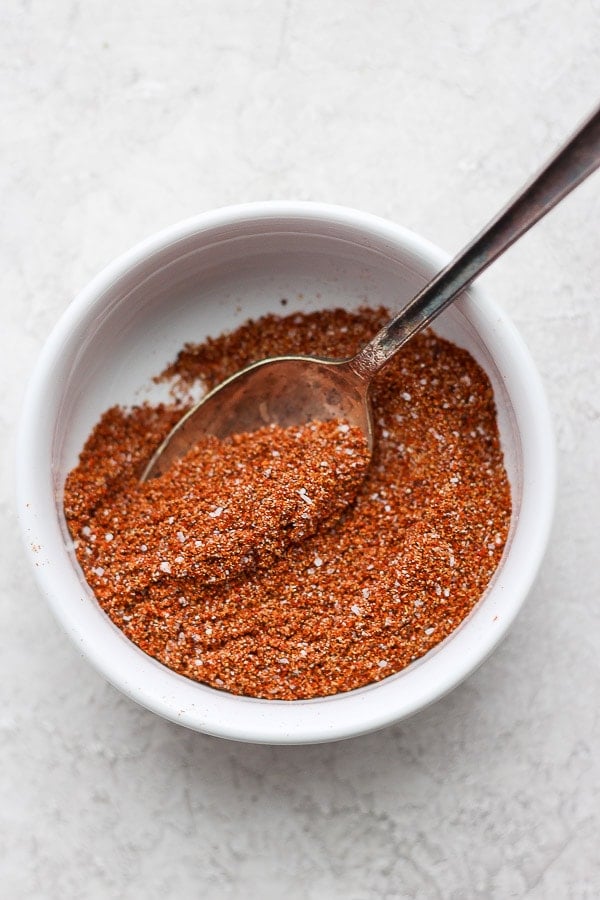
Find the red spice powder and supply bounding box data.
[68,420,370,595]
[64,307,512,700]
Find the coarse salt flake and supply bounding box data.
[350,604,361,615]
[104,532,113,542]
[208,506,224,518]
[159,560,172,574]
[378,660,388,668]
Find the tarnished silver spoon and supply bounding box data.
[143,103,600,481]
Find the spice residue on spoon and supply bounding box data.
[64,307,512,700]
[66,419,370,591]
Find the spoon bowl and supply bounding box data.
[143,356,372,479]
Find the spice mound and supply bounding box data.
[66,420,370,591]
[64,306,512,700]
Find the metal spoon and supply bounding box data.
[143,103,600,480]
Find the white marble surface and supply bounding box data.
[2,1,599,897]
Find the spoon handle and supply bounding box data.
[351,102,600,379]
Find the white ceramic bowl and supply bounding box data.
[17,202,555,744]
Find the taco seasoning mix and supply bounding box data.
[63,306,512,700]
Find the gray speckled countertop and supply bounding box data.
[2,2,599,897]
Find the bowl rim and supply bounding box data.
[16,201,556,744]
